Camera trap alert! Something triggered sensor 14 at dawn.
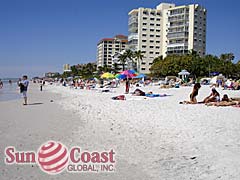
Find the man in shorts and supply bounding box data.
[20,75,29,105]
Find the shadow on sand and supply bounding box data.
[26,103,44,106]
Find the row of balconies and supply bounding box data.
[167,32,188,39]
[128,17,138,25]
[168,16,189,23]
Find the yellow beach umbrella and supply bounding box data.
[100,72,115,79]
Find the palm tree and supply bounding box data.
[134,50,144,72]
[220,53,235,78]
[152,55,163,64]
[118,54,128,71]
[124,49,134,69]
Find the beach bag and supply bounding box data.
[112,95,126,100]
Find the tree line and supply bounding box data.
[61,50,240,79]
[150,51,240,79]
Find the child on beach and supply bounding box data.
[19,75,29,105]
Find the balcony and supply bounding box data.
[128,33,138,41]
[128,24,138,33]
[167,43,188,48]
[167,32,188,39]
[128,17,138,25]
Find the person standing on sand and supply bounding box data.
[125,78,130,94]
[0,79,3,88]
[19,75,29,105]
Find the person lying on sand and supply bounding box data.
[205,94,240,106]
[132,89,145,96]
[180,83,201,104]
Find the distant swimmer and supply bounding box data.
[0,79,3,88]
[9,80,12,85]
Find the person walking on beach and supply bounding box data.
[19,75,29,105]
[125,78,130,94]
[0,79,3,88]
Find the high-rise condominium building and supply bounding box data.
[97,35,128,68]
[63,64,71,72]
[128,3,207,73]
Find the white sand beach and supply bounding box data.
[1,83,240,180]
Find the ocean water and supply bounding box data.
[0,79,21,102]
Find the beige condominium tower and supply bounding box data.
[97,35,128,68]
[128,3,207,73]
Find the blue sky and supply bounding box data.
[0,0,239,77]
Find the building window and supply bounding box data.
[150,23,154,26]
[150,46,154,48]
[150,35,154,37]
[143,23,147,26]
[142,40,147,42]
[156,24,160,26]
[156,41,160,43]
[142,34,147,37]
[142,45,146,48]
[150,29,154,32]
[150,51,154,54]
[156,29,160,32]
[156,35,160,37]
[150,40,154,43]
[143,11,148,15]
[143,17,147,20]
[141,68,146,70]
[156,18,160,21]
[150,18,154,21]
[142,28,147,31]
[156,46,160,49]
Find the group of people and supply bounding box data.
[182,83,240,106]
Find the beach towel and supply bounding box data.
[112,95,126,100]
[145,94,168,98]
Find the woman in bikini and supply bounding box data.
[181,83,201,104]
[203,88,220,103]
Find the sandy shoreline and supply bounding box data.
[1,83,240,180]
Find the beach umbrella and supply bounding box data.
[178,69,190,76]
[120,70,138,78]
[133,73,146,79]
[100,72,115,79]
[210,72,219,76]
[115,73,126,79]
